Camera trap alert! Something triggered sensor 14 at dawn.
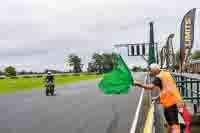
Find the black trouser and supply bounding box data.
[164,104,179,125]
[164,104,185,133]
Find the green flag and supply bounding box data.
[98,54,134,94]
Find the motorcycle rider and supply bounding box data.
[46,71,54,83]
[45,71,55,95]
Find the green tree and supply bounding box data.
[0,70,3,75]
[4,66,16,77]
[91,53,103,72]
[102,53,116,72]
[191,50,200,60]
[68,54,82,73]
[87,62,95,72]
[90,52,117,73]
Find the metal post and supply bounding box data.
[160,48,163,69]
[181,76,185,97]
[197,81,199,106]
[191,78,193,103]
[128,44,130,56]
[186,78,188,97]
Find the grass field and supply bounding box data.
[0,74,102,94]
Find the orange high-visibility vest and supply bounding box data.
[156,71,182,108]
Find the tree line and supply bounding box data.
[1,50,199,77]
[0,52,118,77]
[68,53,118,73]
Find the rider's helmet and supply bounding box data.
[47,71,51,75]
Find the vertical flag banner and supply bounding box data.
[166,34,175,68]
[98,54,134,94]
[180,8,196,67]
[160,47,166,68]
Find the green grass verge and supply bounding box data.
[0,74,102,94]
[143,95,150,106]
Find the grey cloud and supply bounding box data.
[0,0,200,71]
[0,22,46,41]
[0,48,49,57]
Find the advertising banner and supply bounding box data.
[180,8,196,66]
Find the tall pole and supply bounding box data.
[160,48,163,69]
[148,22,156,65]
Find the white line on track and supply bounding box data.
[129,74,147,133]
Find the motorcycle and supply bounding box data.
[45,81,55,96]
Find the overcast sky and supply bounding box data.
[0,0,200,72]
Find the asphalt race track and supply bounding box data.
[0,72,146,133]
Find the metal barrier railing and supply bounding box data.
[143,72,200,133]
[172,73,200,107]
[142,74,166,133]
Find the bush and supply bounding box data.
[0,76,5,79]
[96,72,102,75]
[33,75,43,78]
[84,72,96,75]
[22,75,32,78]
[10,76,18,79]
[72,73,80,76]
[60,74,69,77]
